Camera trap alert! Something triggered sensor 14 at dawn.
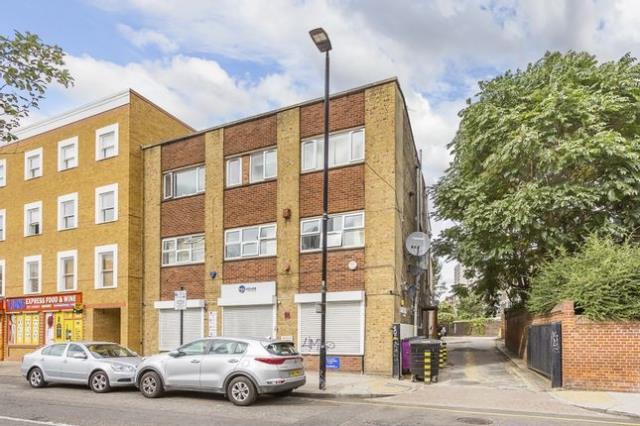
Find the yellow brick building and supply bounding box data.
[0,91,192,360]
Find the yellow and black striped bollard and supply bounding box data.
[423,350,432,383]
[439,342,448,368]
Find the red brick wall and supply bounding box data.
[162,135,205,171]
[224,115,277,156]
[299,249,364,293]
[161,195,205,237]
[224,181,277,228]
[300,165,365,217]
[504,309,533,358]
[303,355,362,372]
[160,265,205,301]
[223,257,277,284]
[300,92,365,138]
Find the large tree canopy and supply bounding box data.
[1,31,73,142]
[433,51,640,303]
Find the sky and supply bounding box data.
[4,0,640,288]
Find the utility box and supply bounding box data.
[409,339,441,382]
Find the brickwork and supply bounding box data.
[299,165,365,217]
[160,265,205,300]
[300,92,365,138]
[299,249,365,293]
[303,355,363,373]
[224,115,277,156]
[223,181,277,228]
[161,135,205,171]
[160,195,205,237]
[223,258,277,284]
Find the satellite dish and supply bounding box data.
[405,232,430,256]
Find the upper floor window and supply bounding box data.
[95,244,117,289]
[24,201,42,236]
[225,223,276,260]
[58,193,78,231]
[0,209,5,241]
[58,137,78,171]
[250,148,277,183]
[95,123,119,161]
[24,255,42,294]
[24,148,43,180]
[162,234,205,266]
[301,128,364,172]
[57,250,77,292]
[0,158,6,187]
[163,165,205,200]
[226,157,242,187]
[0,259,4,297]
[300,211,365,252]
[95,184,118,224]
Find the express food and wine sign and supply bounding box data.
[4,293,82,312]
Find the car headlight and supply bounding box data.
[110,363,135,373]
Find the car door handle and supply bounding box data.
[190,359,201,364]
[228,359,239,364]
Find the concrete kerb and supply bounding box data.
[290,391,395,399]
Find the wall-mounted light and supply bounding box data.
[209,271,217,280]
[348,260,358,271]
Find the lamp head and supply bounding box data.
[309,27,332,52]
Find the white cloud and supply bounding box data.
[117,24,179,53]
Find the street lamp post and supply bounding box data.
[309,27,331,391]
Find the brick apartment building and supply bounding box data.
[141,78,431,374]
[0,91,192,360]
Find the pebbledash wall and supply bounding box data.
[504,301,640,392]
[0,91,193,360]
[142,78,428,374]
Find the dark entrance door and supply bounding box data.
[527,322,562,387]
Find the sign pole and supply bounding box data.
[174,287,187,346]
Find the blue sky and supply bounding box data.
[4,0,640,285]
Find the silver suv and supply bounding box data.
[135,337,305,406]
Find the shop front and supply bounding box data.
[3,292,83,360]
[218,282,276,339]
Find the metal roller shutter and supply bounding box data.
[158,308,203,351]
[299,301,362,355]
[222,305,274,338]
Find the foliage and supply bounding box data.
[433,51,640,302]
[528,236,640,321]
[1,31,73,142]
[456,290,490,320]
[468,318,487,335]
[437,301,456,324]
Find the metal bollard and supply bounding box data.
[439,347,446,368]
[423,350,432,384]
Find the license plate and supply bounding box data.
[289,369,303,377]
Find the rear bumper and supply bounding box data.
[259,376,306,394]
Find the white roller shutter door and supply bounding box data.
[299,301,363,355]
[158,308,203,351]
[223,305,274,339]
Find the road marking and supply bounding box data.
[301,398,640,425]
[0,415,77,426]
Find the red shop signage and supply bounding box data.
[4,292,82,312]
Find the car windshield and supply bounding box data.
[87,344,136,358]
[265,342,298,355]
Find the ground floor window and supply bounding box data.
[8,312,40,345]
[298,300,364,355]
[222,304,275,339]
[158,307,204,351]
[45,311,83,344]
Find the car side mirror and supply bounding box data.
[72,352,87,360]
[168,350,184,358]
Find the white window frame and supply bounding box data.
[24,201,43,237]
[95,123,119,161]
[24,147,43,180]
[0,259,5,297]
[57,192,78,231]
[300,211,365,253]
[0,209,5,241]
[95,244,118,289]
[161,233,205,266]
[249,148,277,183]
[23,254,42,295]
[0,158,6,187]
[95,183,118,224]
[57,137,78,171]
[57,249,78,292]
[224,223,277,260]
[301,128,365,172]
[162,165,205,200]
[225,157,242,187]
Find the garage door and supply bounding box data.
[158,308,203,351]
[299,301,363,355]
[223,305,274,338]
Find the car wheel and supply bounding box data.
[140,371,164,398]
[227,376,257,406]
[89,371,111,393]
[28,367,47,388]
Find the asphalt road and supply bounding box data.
[0,371,638,426]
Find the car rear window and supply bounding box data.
[42,344,66,357]
[265,342,298,355]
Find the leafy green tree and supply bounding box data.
[433,51,640,302]
[437,300,456,324]
[1,31,73,142]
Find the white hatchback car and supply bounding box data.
[135,337,306,406]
